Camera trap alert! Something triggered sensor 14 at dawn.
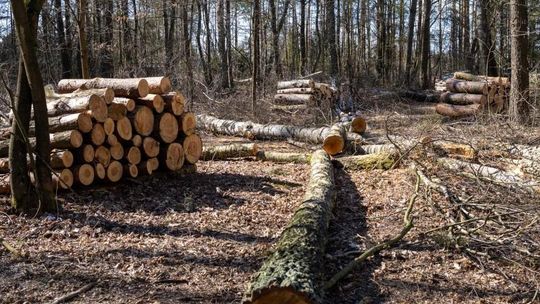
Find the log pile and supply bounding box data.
[436,72,510,118]
[0,76,202,193]
[273,79,337,111]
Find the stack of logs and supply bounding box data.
[436,72,510,118]
[273,79,337,111]
[0,76,202,192]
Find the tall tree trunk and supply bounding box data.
[78,0,90,79]
[509,0,530,123]
[269,0,291,77]
[54,0,71,78]
[478,0,498,76]
[300,0,307,74]
[463,0,472,70]
[101,0,114,77]
[217,0,230,88]
[420,0,431,89]
[10,0,56,213]
[326,0,338,78]
[252,0,261,113]
[405,0,417,85]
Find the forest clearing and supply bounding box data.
[0,0,539,303]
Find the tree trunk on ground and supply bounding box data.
[435,103,481,117]
[197,114,365,146]
[445,79,490,94]
[243,150,335,304]
[440,92,487,105]
[337,152,396,170]
[10,0,56,213]
[202,143,259,161]
[256,151,311,164]
[509,0,530,124]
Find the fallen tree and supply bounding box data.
[197,114,365,148]
[435,103,481,118]
[336,152,396,170]
[438,157,540,194]
[202,143,259,160]
[244,150,335,304]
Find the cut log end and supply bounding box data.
[70,130,83,148]
[88,95,108,122]
[351,117,367,134]
[158,113,179,143]
[143,137,160,158]
[181,112,197,136]
[104,118,115,136]
[56,169,74,189]
[75,164,95,186]
[126,146,142,165]
[245,288,311,304]
[183,134,203,164]
[95,163,106,180]
[163,143,185,171]
[81,145,95,163]
[90,124,106,146]
[323,135,345,155]
[132,135,142,147]
[116,117,133,141]
[125,164,139,178]
[110,144,124,161]
[133,106,155,136]
[107,161,124,182]
[77,112,93,133]
[95,146,111,166]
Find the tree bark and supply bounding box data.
[243,150,335,304]
[509,0,530,124]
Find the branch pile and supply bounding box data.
[0,76,201,193]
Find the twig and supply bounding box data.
[0,238,23,257]
[48,282,96,304]
[324,171,420,290]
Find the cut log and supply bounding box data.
[125,146,142,165]
[197,115,366,146]
[435,103,481,118]
[1,112,93,140]
[103,118,115,136]
[440,92,487,105]
[161,143,185,171]
[49,88,115,104]
[50,149,74,168]
[202,143,258,160]
[110,144,124,161]
[323,124,346,155]
[271,104,309,112]
[274,94,315,105]
[142,76,172,94]
[180,112,197,136]
[438,158,540,194]
[0,130,83,157]
[58,78,150,98]
[132,134,142,147]
[142,137,160,158]
[94,163,106,180]
[108,103,128,121]
[116,116,133,141]
[162,92,185,115]
[89,123,106,146]
[255,151,311,164]
[95,146,111,166]
[348,117,367,134]
[148,157,160,172]
[45,95,108,122]
[430,141,477,159]
[106,160,123,182]
[277,79,315,90]
[243,150,334,304]
[445,79,490,94]
[337,152,396,170]
[54,168,73,189]
[73,164,95,186]
[182,134,203,164]
[125,164,139,178]
[0,149,74,174]
[0,174,9,194]
[137,159,156,176]
[130,106,154,136]
[78,145,95,163]
[112,97,136,112]
[155,112,179,143]
[107,134,119,146]
[360,144,396,155]
[277,88,316,94]
[454,72,510,86]
[136,94,165,113]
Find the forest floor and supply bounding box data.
[1,90,539,303]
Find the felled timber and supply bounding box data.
[337,152,396,170]
[57,78,150,98]
[277,79,315,90]
[445,79,490,95]
[435,103,481,118]
[440,92,487,105]
[202,143,258,160]
[255,151,311,164]
[243,150,335,304]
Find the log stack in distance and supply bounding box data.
[0,76,201,194]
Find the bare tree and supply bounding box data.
[509,0,530,123]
